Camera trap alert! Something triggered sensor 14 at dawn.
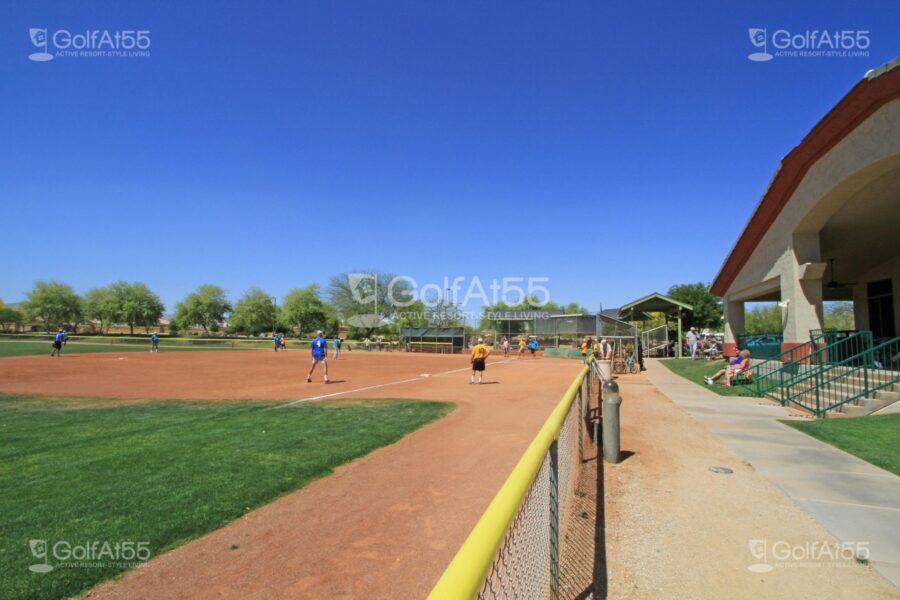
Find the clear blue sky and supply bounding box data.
[2,1,897,317]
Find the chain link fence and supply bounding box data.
[429,365,591,600]
[641,324,669,357]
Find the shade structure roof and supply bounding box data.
[618,293,693,320]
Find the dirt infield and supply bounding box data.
[1,349,583,598]
[0,348,520,402]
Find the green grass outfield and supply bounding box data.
[782,414,900,476]
[659,358,755,397]
[0,394,453,600]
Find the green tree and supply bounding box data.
[564,302,589,314]
[745,304,782,334]
[22,281,83,332]
[109,281,165,335]
[824,301,855,330]
[0,302,23,332]
[667,282,723,331]
[228,288,277,336]
[83,287,120,334]
[280,285,330,335]
[327,272,414,338]
[174,285,232,334]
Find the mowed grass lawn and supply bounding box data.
[0,394,453,600]
[659,358,756,397]
[782,414,900,475]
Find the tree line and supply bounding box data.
[7,277,845,339]
[2,273,597,338]
[2,280,339,337]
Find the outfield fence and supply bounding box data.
[0,333,316,351]
[403,340,456,354]
[428,364,592,599]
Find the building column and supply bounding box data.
[781,270,826,352]
[723,296,744,358]
[676,308,683,358]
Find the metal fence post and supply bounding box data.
[549,440,560,600]
[814,370,821,417]
[577,386,583,460]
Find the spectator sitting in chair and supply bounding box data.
[705,349,751,387]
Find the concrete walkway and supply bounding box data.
[643,359,900,589]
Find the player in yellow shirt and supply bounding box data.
[517,338,527,359]
[470,337,491,384]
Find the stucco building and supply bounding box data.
[711,57,900,357]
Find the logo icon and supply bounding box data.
[348,273,378,304]
[748,28,773,62]
[747,539,774,573]
[29,540,54,573]
[346,273,383,328]
[28,28,54,62]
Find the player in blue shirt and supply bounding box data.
[273,333,281,352]
[150,332,160,353]
[50,328,65,357]
[306,330,330,383]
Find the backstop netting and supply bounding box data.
[533,315,599,348]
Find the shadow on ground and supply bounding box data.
[559,443,609,599]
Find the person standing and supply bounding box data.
[150,332,159,353]
[517,337,527,359]
[280,335,287,351]
[598,338,613,360]
[333,336,341,360]
[581,338,590,364]
[273,333,281,352]
[528,337,539,358]
[307,330,330,383]
[501,336,510,358]
[50,328,65,357]
[470,337,490,384]
[687,327,699,360]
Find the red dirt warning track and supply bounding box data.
[1,349,582,599]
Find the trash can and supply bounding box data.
[596,359,612,382]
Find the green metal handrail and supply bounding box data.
[750,330,874,402]
[778,332,870,406]
[783,331,900,417]
[747,339,821,398]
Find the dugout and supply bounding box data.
[400,327,465,353]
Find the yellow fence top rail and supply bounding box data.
[427,364,589,599]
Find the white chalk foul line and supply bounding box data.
[273,358,516,409]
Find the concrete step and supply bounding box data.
[859,397,886,412]
[839,404,868,417]
[875,389,900,403]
